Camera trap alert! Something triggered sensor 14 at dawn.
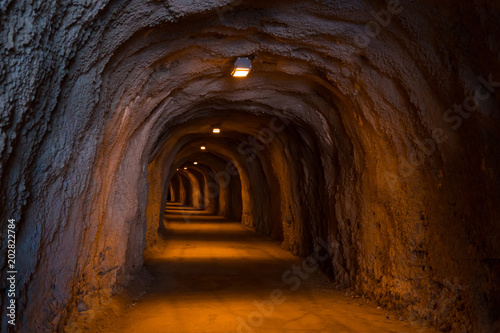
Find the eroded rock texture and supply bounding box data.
[1,0,499,332]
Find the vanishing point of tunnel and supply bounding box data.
[1,1,500,332]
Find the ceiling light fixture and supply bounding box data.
[200,146,206,150]
[212,124,221,134]
[193,162,198,165]
[231,57,252,77]
[183,167,187,170]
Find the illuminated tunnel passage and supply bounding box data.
[3,1,500,333]
[102,205,435,333]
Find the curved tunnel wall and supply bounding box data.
[1,1,499,332]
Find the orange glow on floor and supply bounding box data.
[100,204,437,333]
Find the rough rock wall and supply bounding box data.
[1,0,499,332]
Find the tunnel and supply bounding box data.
[1,0,500,332]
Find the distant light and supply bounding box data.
[183,167,187,170]
[176,168,179,171]
[231,57,252,77]
[200,146,206,150]
[193,162,198,165]
[212,123,221,133]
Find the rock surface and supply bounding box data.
[1,0,499,332]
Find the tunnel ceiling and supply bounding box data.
[1,0,500,332]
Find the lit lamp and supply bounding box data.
[212,124,221,134]
[231,57,252,77]
[183,167,188,170]
[200,146,206,150]
[193,162,198,165]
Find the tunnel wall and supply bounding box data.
[1,1,499,332]
[170,175,180,202]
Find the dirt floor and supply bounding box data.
[95,203,438,333]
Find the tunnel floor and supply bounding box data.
[100,204,437,332]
